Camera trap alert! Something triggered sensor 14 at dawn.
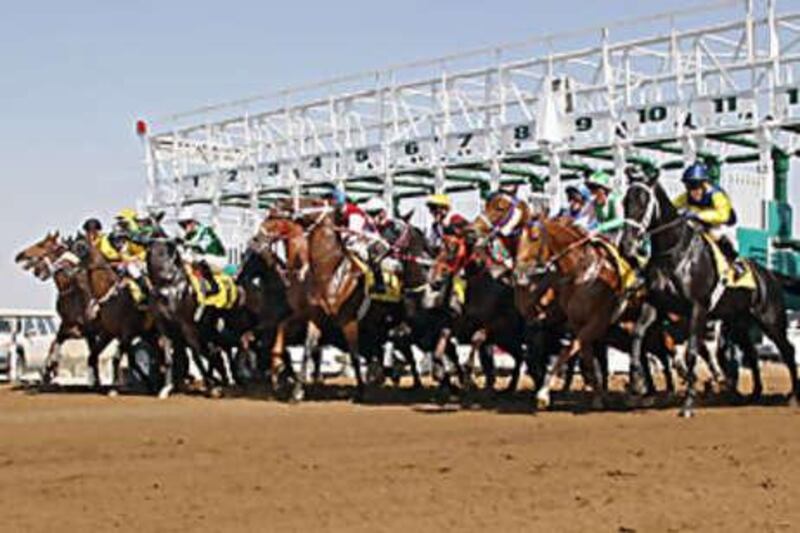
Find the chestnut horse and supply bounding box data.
[514,217,634,409]
[15,233,101,384]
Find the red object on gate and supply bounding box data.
[135,119,148,136]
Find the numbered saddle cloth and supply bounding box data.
[351,255,403,303]
[591,238,638,293]
[122,277,146,304]
[187,268,239,309]
[701,233,756,290]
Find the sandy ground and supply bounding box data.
[0,367,799,533]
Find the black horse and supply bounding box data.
[620,175,799,417]
[146,239,235,398]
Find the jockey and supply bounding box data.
[559,184,594,230]
[363,197,395,293]
[82,218,120,263]
[178,209,227,296]
[328,187,374,260]
[585,170,624,242]
[426,193,468,252]
[673,161,742,277]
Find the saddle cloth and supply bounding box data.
[186,267,239,309]
[591,239,638,293]
[122,277,146,304]
[351,255,403,303]
[701,233,756,290]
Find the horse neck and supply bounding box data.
[543,220,587,274]
[308,218,345,272]
[649,184,687,256]
[85,247,117,297]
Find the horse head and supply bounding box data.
[481,191,531,239]
[15,231,65,279]
[146,238,183,286]
[619,167,672,260]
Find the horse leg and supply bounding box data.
[536,339,581,410]
[681,305,708,418]
[341,320,365,403]
[107,340,129,397]
[758,319,799,406]
[396,336,421,389]
[292,322,319,403]
[580,340,605,410]
[158,336,175,399]
[87,333,112,392]
[629,303,657,397]
[727,323,762,402]
[464,329,484,393]
[481,344,498,394]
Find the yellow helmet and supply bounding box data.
[116,208,138,222]
[426,194,451,210]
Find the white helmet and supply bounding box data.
[177,207,196,224]
[363,197,388,214]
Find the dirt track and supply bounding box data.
[1,371,799,533]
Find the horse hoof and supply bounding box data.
[678,408,695,419]
[591,396,605,411]
[290,384,305,403]
[788,395,799,408]
[640,395,656,409]
[208,387,224,399]
[107,389,119,398]
[158,385,174,400]
[536,393,551,410]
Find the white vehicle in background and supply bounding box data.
[0,309,58,384]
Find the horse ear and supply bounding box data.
[399,209,414,223]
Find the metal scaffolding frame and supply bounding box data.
[140,0,800,241]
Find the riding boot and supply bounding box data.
[370,262,386,294]
[717,237,745,280]
[199,262,220,296]
[136,275,150,304]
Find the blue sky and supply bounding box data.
[0,0,792,307]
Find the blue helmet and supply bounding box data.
[565,184,590,203]
[329,187,347,206]
[682,162,710,186]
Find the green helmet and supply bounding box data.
[585,170,613,191]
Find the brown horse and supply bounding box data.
[514,217,631,409]
[15,233,100,384]
[261,207,375,402]
[74,236,160,394]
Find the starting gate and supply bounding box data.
[137,0,800,277]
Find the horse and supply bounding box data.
[71,236,161,394]
[260,208,377,402]
[15,233,98,384]
[619,175,799,417]
[513,217,639,410]
[146,239,238,398]
[430,231,541,402]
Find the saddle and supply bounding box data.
[186,266,239,310]
[701,233,756,290]
[351,255,403,303]
[590,238,638,294]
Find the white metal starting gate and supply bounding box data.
[138,0,800,240]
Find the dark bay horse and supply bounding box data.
[72,237,160,394]
[430,232,540,399]
[146,239,238,398]
[619,176,799,416]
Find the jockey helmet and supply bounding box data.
[682,162,710,186]
[82,218,102,233]
[565,185,589,203]
[363,197,388,214]
[329,188,347,206]
[426,193,451,210]
[585,170,613,191]
[625,159,660,182]
[116,208,138,222]
[177,207,197,226]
